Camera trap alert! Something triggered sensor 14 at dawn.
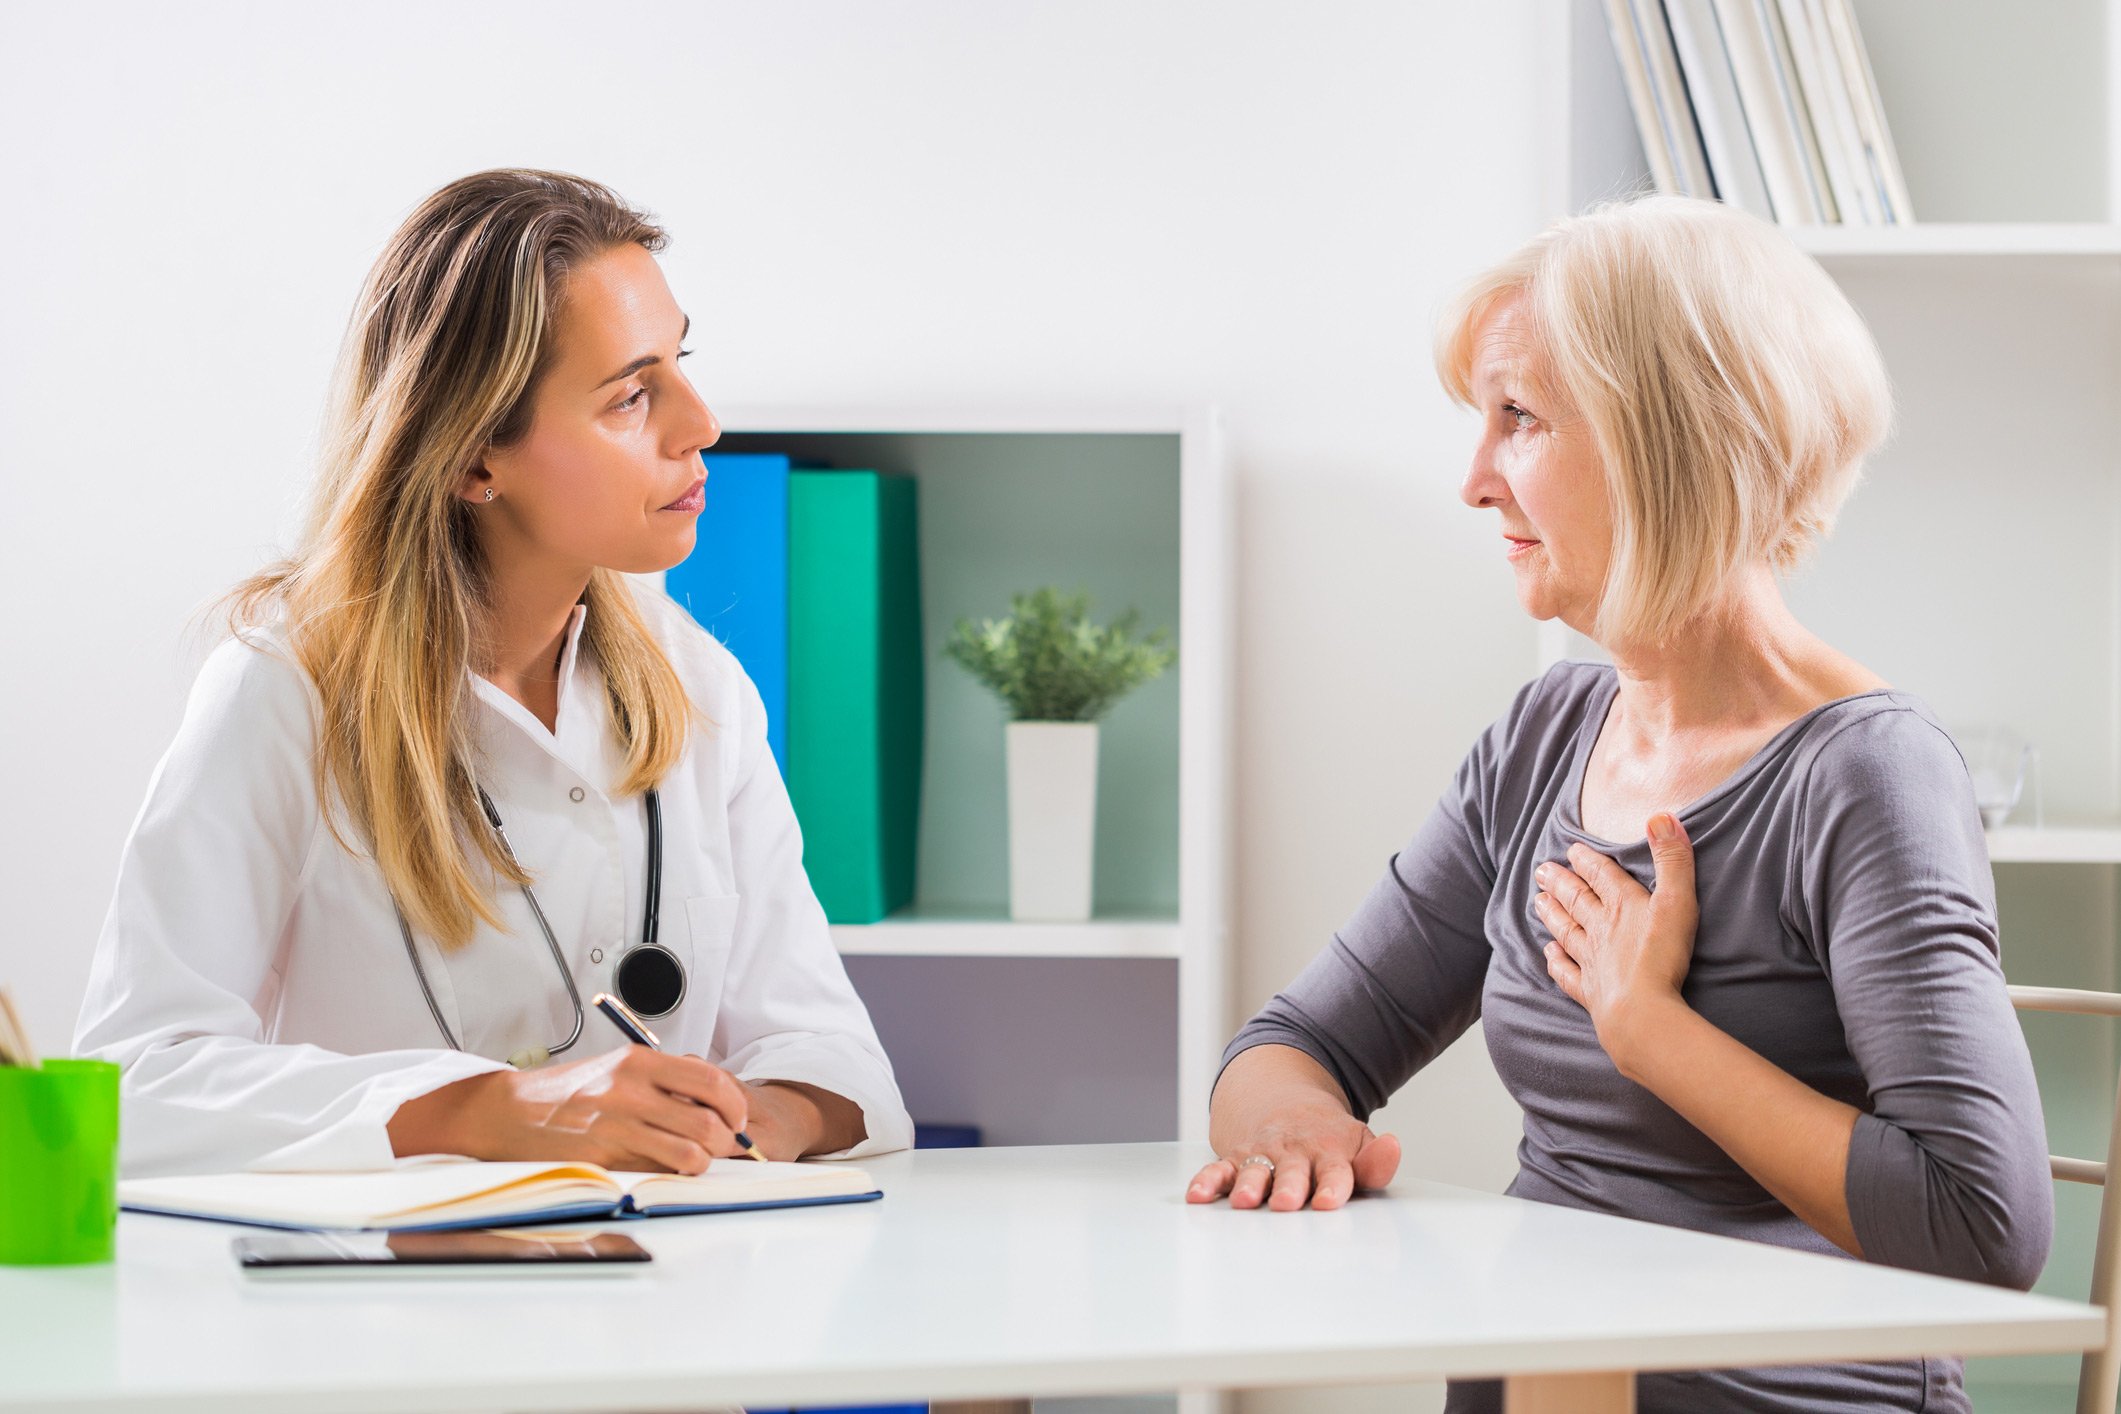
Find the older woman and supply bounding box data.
[1191,196,2053,1413]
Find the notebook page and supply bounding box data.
[120,1162,620,1228]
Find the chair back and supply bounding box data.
[2007,984,2121,1414]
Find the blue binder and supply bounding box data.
[667,452,793,776]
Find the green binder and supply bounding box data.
[787,471,923,923]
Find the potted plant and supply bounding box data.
[943,588,1176,922]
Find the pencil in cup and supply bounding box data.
[591,992,770,1162]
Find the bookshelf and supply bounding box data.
[1550,1,2121,1404]
[697,406,1232,1160]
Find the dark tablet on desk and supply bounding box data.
[234,1227,651,1277]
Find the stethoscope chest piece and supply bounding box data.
[613,942,686,1018]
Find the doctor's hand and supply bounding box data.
[1186,1043,1401,1211]
[389,1046,751,1174]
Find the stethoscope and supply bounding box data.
[395,787,687,1069]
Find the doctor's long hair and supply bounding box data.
[225,169,694,952]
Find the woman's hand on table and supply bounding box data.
[388,1046,752,1174]
[1186,1105,1402,1212]
[1534,812,1699,1079]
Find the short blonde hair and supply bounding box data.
[1435,195,1891,646]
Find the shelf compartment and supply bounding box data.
[693,407,1232,1145]
[711,427,1183,920]
[842,955,1180,1146]
[1560,0,2114,227]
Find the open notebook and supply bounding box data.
[119,1158,882,1232]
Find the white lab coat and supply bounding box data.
[74,589,913,1177]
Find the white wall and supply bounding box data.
[1,4,1543,1402]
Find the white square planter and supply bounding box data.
[1006,721,1099,922]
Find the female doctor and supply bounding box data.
[74,169,914,1178]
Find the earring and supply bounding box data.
[483,488,495,502]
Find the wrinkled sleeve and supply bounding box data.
[711,660,914,1159]
[1802,711,2054,1290]
[1216,681,1530,1120]
[73,636,505,1177]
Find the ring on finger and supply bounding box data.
[1238,1154,1275,1172]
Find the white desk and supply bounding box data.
[0,1143,2102,1413]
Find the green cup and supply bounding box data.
[0,1059,119,1265]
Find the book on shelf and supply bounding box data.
[667,452,795,777]
[1757,0,1840,221]
[1606,0,1911,226]
[1817,0,1912,222]
[1706,0,1826,221]
[1604,0,1682,195]
[1630,0,1717,199]
[120,1158,882,1232]
[1777,0,1879,223]
[1662,0,1774,219]
[788,469,924,925]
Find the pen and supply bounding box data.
[592,992,770,1162]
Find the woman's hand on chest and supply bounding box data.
[1533,813,1700,1079]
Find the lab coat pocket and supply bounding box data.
[681,893,742,1028]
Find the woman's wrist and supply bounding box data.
[1603,990,1697,1086]
[1208,1044,1354,1153]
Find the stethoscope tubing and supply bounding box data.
[396,787,670,1064]
[476,787,589,1060]
[642,788,662,948]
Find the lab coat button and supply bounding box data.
[590,948,604,964]
[569,787,586,803]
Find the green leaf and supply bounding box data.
[941,587,1176,722]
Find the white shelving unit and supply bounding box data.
[706,405,1233,1156]
[1548,3,2121,1405]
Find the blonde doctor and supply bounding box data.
[75,169,913,1178]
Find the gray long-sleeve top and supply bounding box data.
[1223,662,2054,1414]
